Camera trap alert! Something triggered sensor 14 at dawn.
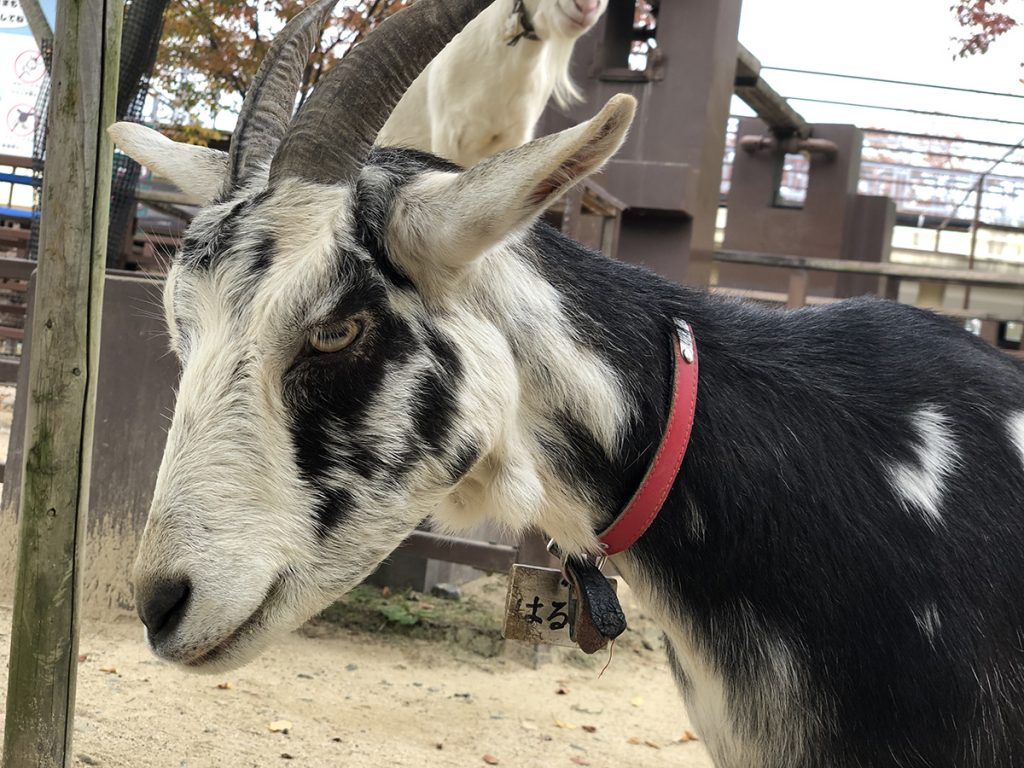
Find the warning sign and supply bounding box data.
[0,0,56,156]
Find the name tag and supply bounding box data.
[502,564,618,648]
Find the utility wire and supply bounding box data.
[783,97,1024,128]
[762,67,1024,101]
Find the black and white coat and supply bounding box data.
[112,93,1024,768]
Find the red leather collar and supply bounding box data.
[597,322,698,556]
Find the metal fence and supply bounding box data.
[722,118,1024,231]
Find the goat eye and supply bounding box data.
[309,318,363,354]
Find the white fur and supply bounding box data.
[389,95,636,271]
[887,406,959,529]
[1007,412,1024,471]
[617,559,820,768]
[107,122,228,203]
[914,602,942,646]
[377,0,607,167]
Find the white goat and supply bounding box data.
[377,0,607,167]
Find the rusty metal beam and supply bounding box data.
[735,44,810,138]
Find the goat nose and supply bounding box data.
[136,577,191,641]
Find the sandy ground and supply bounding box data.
[0,578,714,768]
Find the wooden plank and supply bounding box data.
[394,530,518,574]
[0,356,20,384]
[0,327,25,341]
[0,258,36,280]
[714,249,1024,289]
[1,0,122,763]
[134,188,201,206]
[712,285,1024,324]
[787,269,809,309]
[734,44,810,138]
[0,155,34,170]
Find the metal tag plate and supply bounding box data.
[502,564,618,648]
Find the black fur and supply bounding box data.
[523,223,1024,767]
[347,148,1024,765]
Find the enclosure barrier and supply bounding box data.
[712,249,1024,355]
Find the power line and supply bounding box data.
[762,66,1024,101]
[783,96,1024,128]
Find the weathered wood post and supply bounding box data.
[2,0,122,763]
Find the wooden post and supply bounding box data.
[787,269,809,309]
[2,0,122,763]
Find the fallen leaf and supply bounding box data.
[570,759,591,766]
[680,729,699,742]
[77,654,88,663]
[630,696,644,708]
[582,725,597,733]
[627,736,643,745]
[98,666,117,675]
[520,720,538,731]
[553,719,577,730]
[216,682,233,690]
[268,720,292,734]
[556,687,569,695]
[482,754,499,765]
[381,586,391,598]
[280,753,293,760]
[644,740,661,749]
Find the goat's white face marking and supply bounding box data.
[887,406,959,529]
[1006,412,1024,471]
[118,97,638,671]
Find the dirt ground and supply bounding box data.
[0,576,714,768]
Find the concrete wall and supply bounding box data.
[0,274,178,617]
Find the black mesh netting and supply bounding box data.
[30,0,170,266]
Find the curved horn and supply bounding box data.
[269,0,492,186]
[228,0,337,187]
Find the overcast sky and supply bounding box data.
[733,0,1024,146]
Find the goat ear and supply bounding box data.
[401,95,636,267]
[107,122,228,204]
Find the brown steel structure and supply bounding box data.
[719,117,896,299]
[540,0,742,286]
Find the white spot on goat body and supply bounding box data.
[1007,412,1024,471]
[914,602,942,645]
[616,562,816,768]
[888,406,959,528]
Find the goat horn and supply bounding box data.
[228,0,336,187]
[269,0,491,186]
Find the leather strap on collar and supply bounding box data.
[505,0,541,45]
[597,321,698,556]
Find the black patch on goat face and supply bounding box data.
[245,235,276,282]
[283,261,418,529]
[179,197,251,272]
[354,147,466,290]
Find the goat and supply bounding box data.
[109,0,1024,765]
[377,0,607,167]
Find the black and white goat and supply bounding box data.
[110,0,1024,765]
